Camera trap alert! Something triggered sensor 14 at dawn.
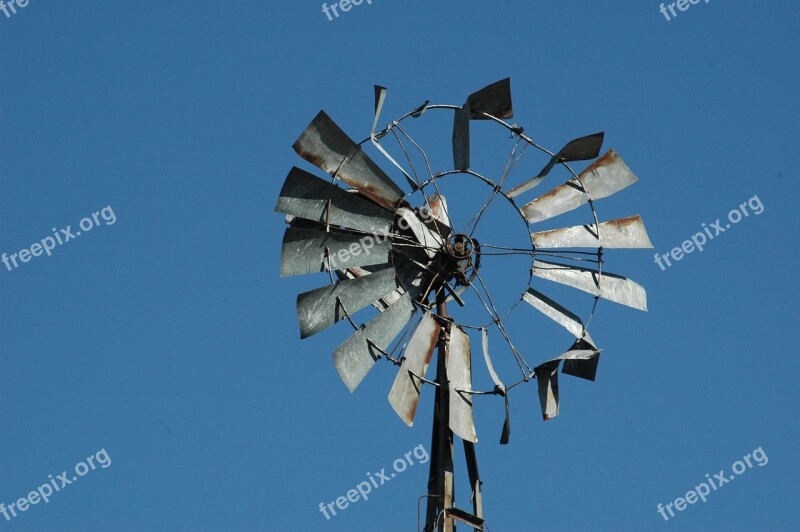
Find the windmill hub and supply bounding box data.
[446,233,475,261]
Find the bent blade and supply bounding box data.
[523,287,587,340]
[508,133,605,199]
[280,227,390,277]
[561,338,601,381]
[481,328,505,391]
[333,292,416,392]
[467,78,513,119]
[535,361,560,421]
[293,111,404,209]
[448,325,477,442]
[532,215,653,249]
[275,167,393,234]
[532,259,648,311]
[296,267,399,338]
[452,103,471,171]
[521,150,638,223]
[388,312,441,426]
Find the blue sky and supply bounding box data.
[1,1,798,530]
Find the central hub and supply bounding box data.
[446,233,475,262]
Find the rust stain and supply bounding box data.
[578,148,618,177]
[605,214,641,228]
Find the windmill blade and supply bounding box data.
[296,267,399,338]
[448,325,477,442]
[522,287,595,345]
[397,207,445,259]
[293,111,404,209]
[467,78,513,119]
[521,149,638,223]
[481,328,505,391]
[388,312,441,426]
[561,338,601,381]
[452,103,471,171]
[532,259,648,311]
[280,227,390,277]
[532,215,653,249]
[500,394,511,445]
[535,361,560,421]
[482,328,511,444]
[372,85,388,135]
[333,292,416,392]
[427,193,453,228]
[275,167,393,235]
[508,132,605,198]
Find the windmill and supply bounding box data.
[277,78,651,531]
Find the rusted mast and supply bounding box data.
[425,290,455,531]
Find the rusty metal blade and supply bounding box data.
[467,78,513,119]
[522,287,589,340]
[509,133,605,198]
[333,292,416,392]
[296,267,399,338]
[532,215,653,249]
[535,361,560,421]
[532,259,648,311]
[280,227,390,277]
[275,167,393,234]
[428,193,452,228]
[293,111,404,209]
[452,103,470,171]
[561,338,601,381]
[388,312,441,426]
[521,150,638,223]
[448,325,477,442]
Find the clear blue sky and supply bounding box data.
[1,1,798,530]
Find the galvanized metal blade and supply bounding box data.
[467,78,513,119]
[522,287,594,343]
[388,312,441,426]
[333,292,416,392]
[452,103,471,171]
[521,150,638,223]
[397,207,445,259]
[481,328,505,391]
[427,193,453,229]
[535,361,560,421]
[531,215,653,249]
[280,227,390,277]
[532,259,648,311]
[293,111,404,209]
[275,167,393,235]
[448,325,477,442]
[296,267,399,339]
[561,338,601,381]
[508,133,605,198]
[372,85,388,135]
[482,328,511,445]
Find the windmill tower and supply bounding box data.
[277,79,651,530]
